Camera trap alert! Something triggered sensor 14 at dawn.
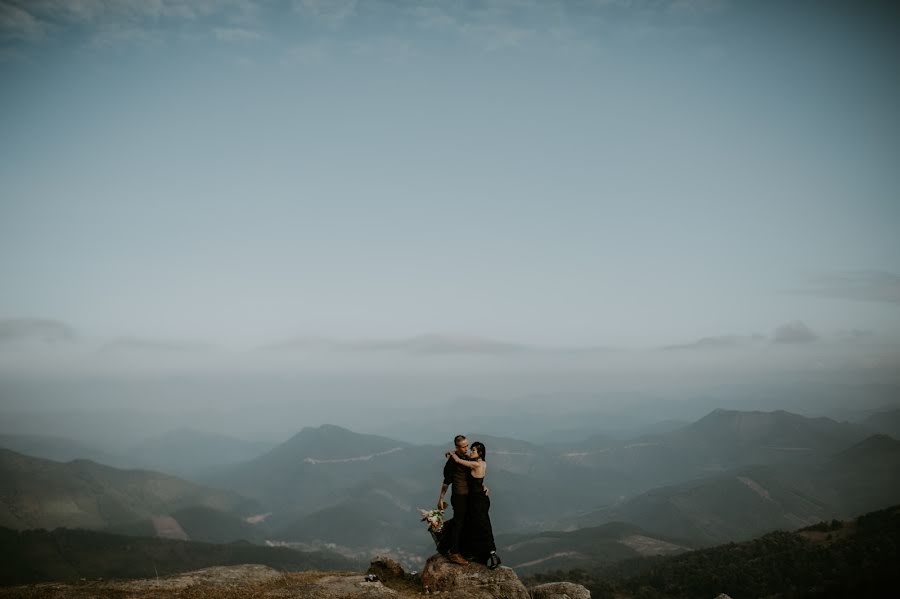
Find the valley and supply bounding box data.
[2,405,899,579]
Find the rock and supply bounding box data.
[368,555,407,583]
[104,564,283,591]
[8,561,580,599]
[421,553,530,599]
[290,574,398,598]
[6,566,399,598]
[530,581,592,599]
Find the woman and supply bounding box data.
[445,441,501,569]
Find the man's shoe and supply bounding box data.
[448,553,469,566]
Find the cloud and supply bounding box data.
[294,0,357,27]
[667,0,730,15]
[835,329,875,342]
[213,26,262,42]
[772,321,817,344]
[461,22,535,50]
[0,45,29,62]
[662,334,765,351]
[266,333,530,355]
[360,333,529,354]
[411,5,458,31]
[0,318,76,344]
[19,0,223,23]
[0,2,46,41]
[787,270,900,305]
[282,40,330,65]
[0,0,732,57]
[98,337,215,354]
[406,2,542,51]
[88,23,164,48]
[0,0,253,46]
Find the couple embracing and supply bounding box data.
[437,434,500,569]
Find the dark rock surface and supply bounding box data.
[421,553,530,599]
[4,557,573,598]
[530,581,592,598]
[367,555,408,584]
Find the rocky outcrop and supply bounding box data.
[421,554,530,599]
[73,564,280,592]
[1,565,396,598]
[530,581,592,598]
[5,558,581,598]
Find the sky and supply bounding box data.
[1,0,899,355]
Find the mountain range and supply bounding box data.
[498,521,688,575]
[0,449,258,532]
[0,428,277,477]
[0,525,360,586]
[526,503,900,599]
[567,428,900,546]
[1,408,899,572]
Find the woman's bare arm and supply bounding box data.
[445,451,480,470]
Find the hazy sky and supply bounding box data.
[2,0,899,350]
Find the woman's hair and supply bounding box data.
[471,441,486,461]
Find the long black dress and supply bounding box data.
[460,471,496,564]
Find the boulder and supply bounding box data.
[530,581,592,599]
[367,555,407,584]
[421,553,529,599]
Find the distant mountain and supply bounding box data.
[820,434,900,516]
[498,521,688,575]
[0,449,258,531]
[0,434,128,468]
[623,419,692,438]
[862,407,900,439]
[215,425,635,518]
[107,505,269,544]
[573,433,900,546]
[265,424,411,462]
[682,408,865,454]
[557,409,872,492]
[267,461,628,567]
[0,318,76,344]
[0,526,361,586]
[126,428,276,478]
[202,425,422,523]
[274,475,434,566]
[662,334,765,351]
[576,464,829,545]
[529,504,900,599]
[831,432,900,464]
[199,412,882,562]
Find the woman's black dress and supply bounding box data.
[460,471,496,564]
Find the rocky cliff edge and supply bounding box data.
[1,556,590,598]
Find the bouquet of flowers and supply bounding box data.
[420,508,444,533]
[419,508,445,546]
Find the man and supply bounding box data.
[438,434,470,565]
